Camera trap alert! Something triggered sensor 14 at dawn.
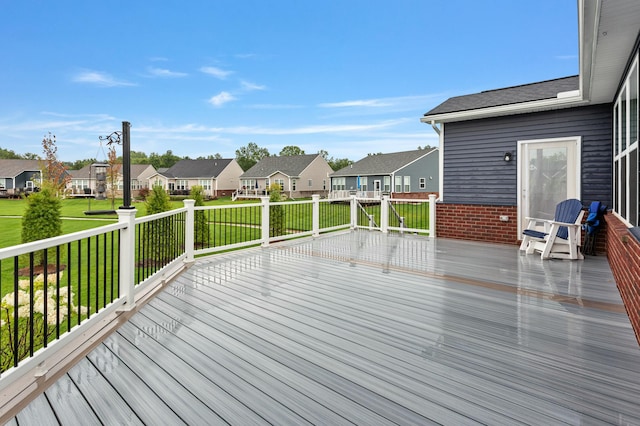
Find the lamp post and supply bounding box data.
[99,121,133,209]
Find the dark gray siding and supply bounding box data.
[396,151,439,192]
[16,172,40,189]
[443,104,612,206]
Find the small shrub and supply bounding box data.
[190,186,210,246]
[268,184,285,237]
[21,183,62,265]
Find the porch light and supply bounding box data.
[503,151,513,162]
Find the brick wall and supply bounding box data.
[436,203,519,245]
[604,214,640,345]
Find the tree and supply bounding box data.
[235,142,270,171]
[190,185,210,247]
[64,158,96,170]
[39,133,70,196]
[279,145,305,156]
[129,150,150,164]
[144,186,175,264]
[196,153,222,160]
[21,183,62,265]
[0,147,23,159]
[106,146,121,210]
[328,157,352,171]
[318,149,329,160]
[417,145,435,150]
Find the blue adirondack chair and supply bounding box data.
[519,199,585,260]
[582,201,607,255]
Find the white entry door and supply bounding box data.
[517,137,581,234]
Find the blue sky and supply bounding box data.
[0,0,578,163]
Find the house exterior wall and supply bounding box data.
[396,150,439,194]
[216,160,243,195]
[298,156,332,197]
[442,104,613,206]
[15,172,40,190]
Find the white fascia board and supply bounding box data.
[420,95,588,124]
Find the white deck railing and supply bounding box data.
[0,194,435,414]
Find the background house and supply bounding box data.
[238,154,332,199]
[421,0,640,342]
[148,159,243,198]
[0,159,41,197]
[329,148,439,199]
[67,164,156,198]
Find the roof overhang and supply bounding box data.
[579,0,640,104]
[420,94,588,124]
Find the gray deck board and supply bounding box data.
[9,231,640,425]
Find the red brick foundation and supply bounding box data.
[436,203,519,245]
[604,214,640,345]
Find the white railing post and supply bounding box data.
[429,194,437,238]
[183,199,195,263]
[380,195,389,233]
[312,194,320,237]
[261,196,270,247]
[116,208,137,309]
[350,195,358,229]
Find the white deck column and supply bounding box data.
[381,195,389,233]
[116,208,137,308]
[429,194,436,238]
[312,194,320,237]
[261,196,270,247]
[350,195,358,229]
[183,199,195,263]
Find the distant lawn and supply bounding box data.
[0,218,113,249]
[0,195,256,219]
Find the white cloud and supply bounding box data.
[555,54,578,60]
[319,99,392,108]
[247,104,303,110]
[200,66,233,79]
[208,91,236,107]
[240,80,266,91]
[72,70,136,87]
[147,67,188,78]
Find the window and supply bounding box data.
[241,179,255,189]
[332,177,345,191]
[323,179,326,190]
[613,54,639,226]
[274,179,284,190]
[176,180,188,190]
[395,176,402,192]
[383,176,390,192]
[199,179,211,190]
[154,178,164,188]
[168,182,175,191]
[292,179,297,191]
[360,176,368,191]
[308,179,313,187]
[419,177,426,189]
[131,179,141,190]
[71,179,89,190]
[403,176,410,192]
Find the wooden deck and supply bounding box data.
[7,231,640,425]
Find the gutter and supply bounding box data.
[421,94,587,124]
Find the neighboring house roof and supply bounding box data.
[330,149,436,177]
[240,154,322,179]
[424,76,579,116]
[68,165,92,179]
[161,159,233,179]
[0,159,41,178]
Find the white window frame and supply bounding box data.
[394,176,402,193]
[419,177,426,189]
[613,54,639,227]
[360,176,368,191]
[403,176,410,192]
[383,176,391,192]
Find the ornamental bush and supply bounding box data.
[21,183,62,266]
[190,185,210,246]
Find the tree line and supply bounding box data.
[1,142,353,172]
